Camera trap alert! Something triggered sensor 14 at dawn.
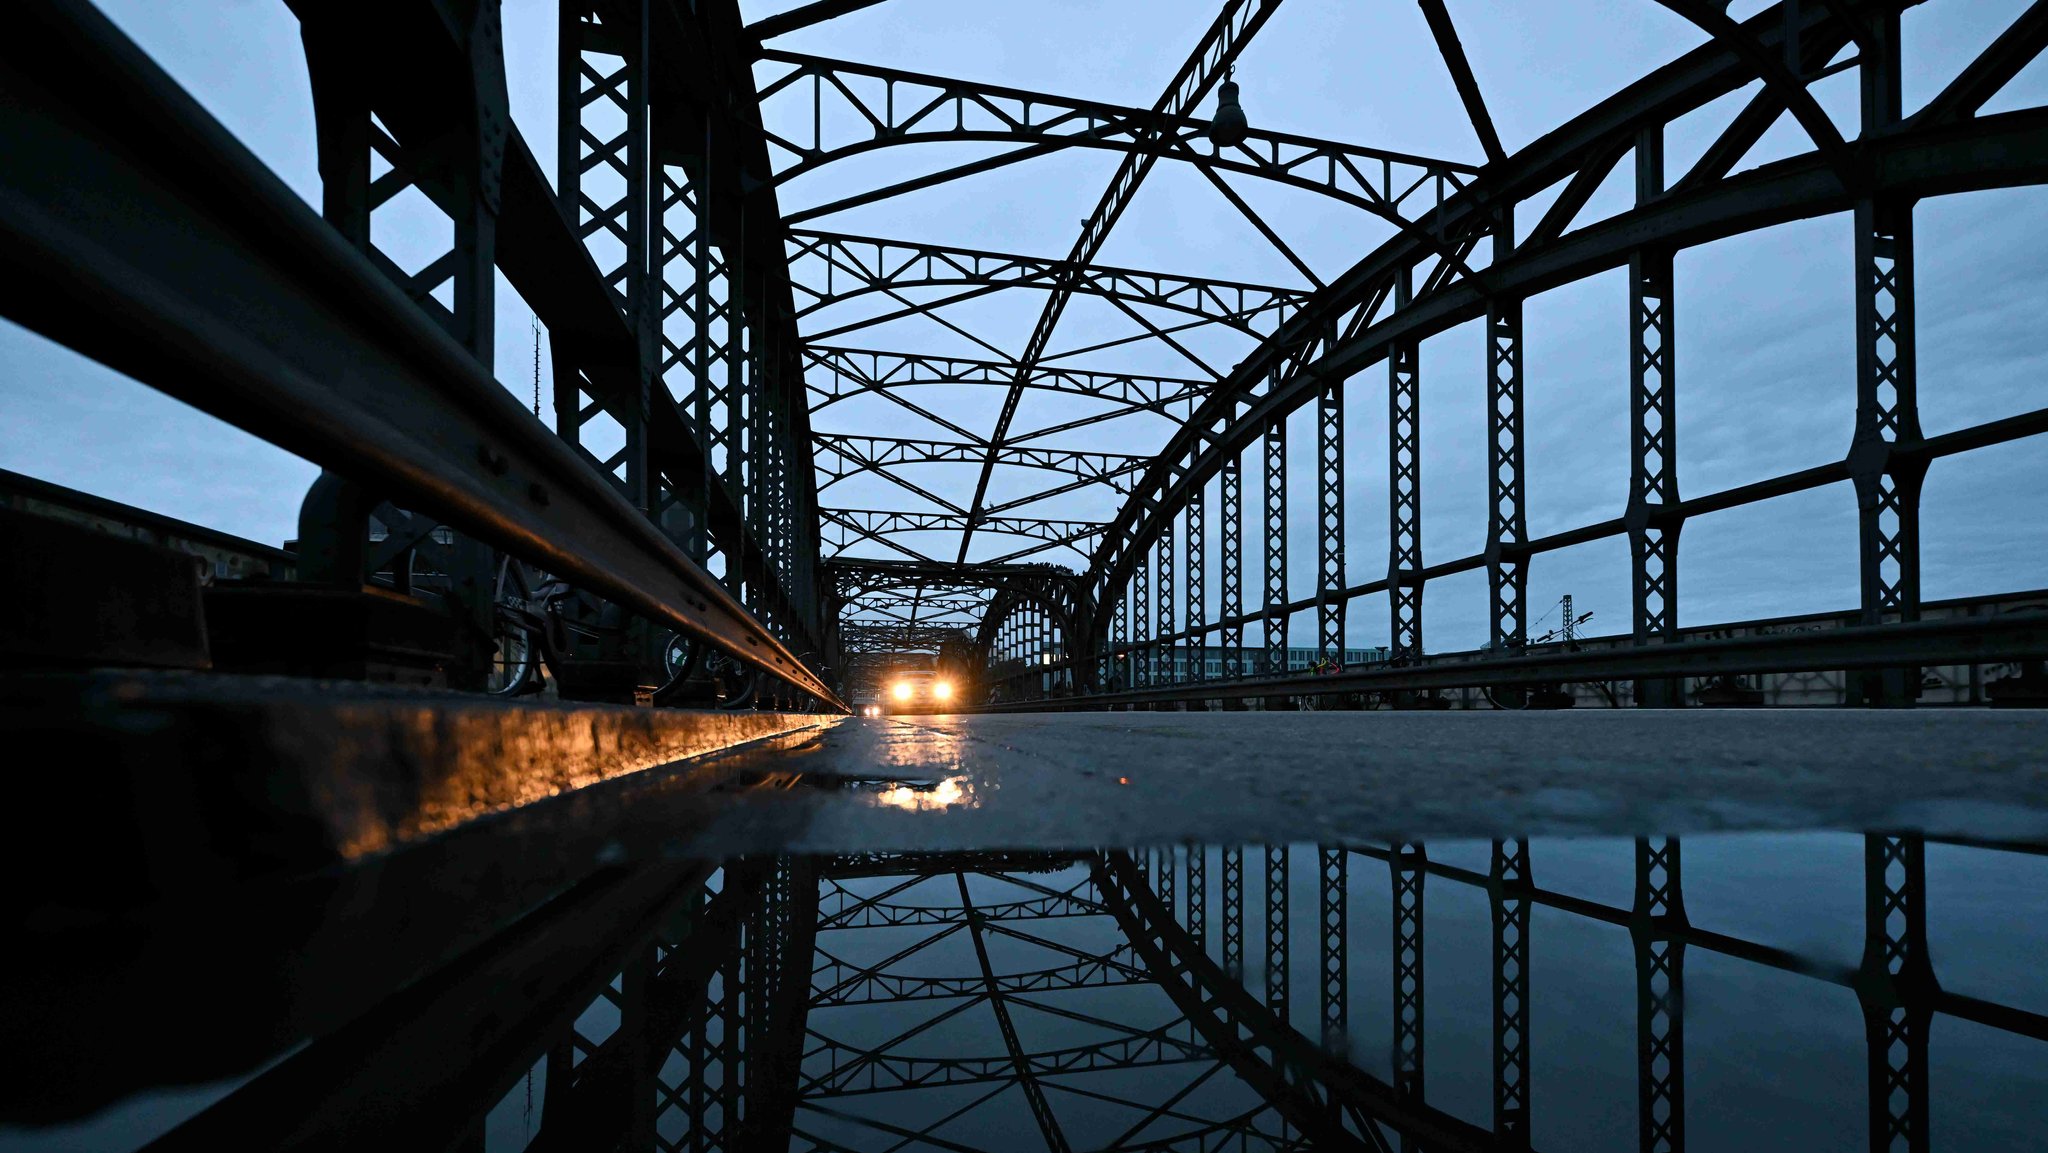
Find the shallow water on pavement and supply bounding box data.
[9,830,2048,1152]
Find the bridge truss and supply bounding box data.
[5,0,2045,706]
[126,835,2048,1150]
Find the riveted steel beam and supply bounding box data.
[0,0,840,706]
[788,230,1308,333]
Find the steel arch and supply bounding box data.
[1077,0,2048,649]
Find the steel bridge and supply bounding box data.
[24,834,2048,1150]
[6,1,2048,1147]
[4,0,2046,712]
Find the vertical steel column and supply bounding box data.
[742,858,773,1141]
[618,0,651,516]
[1317,370,1346,665]
[1221,457,1244,680]
[1158,846,1177,921]
[716,869,747,1150]
[1187,845,1208,948]
[667,885,711,1153]
[652,871,743,1153]
[1853,13,1923,707]
[1487,208,1528,669]
[1630,126,1683,708]
[1188,479,1207,685]
[745,281,768,614]
[1111,583,1128,692]
[1319,846,1348,1054]
[1387,268,1424,672]
[1041,607,1053,695]
[301,5,507,368]
[726,200,749,563]
[551,3,587,452]
[1391,841,1427,1148]
[1633,838,1686,1153]
[740,858,816,1150]
[1133,553,1151,689]
[1222,845,1245,978]
[297,1,506,681]
[1491,838,1532,1145]
[1265,845,1290,1019]
[617,943,657,1150]
[662,112,713,561]
[1857,834,1934,1153]
[1158,523,1176,687]
[300,14,373,252]
[561,1,654,512]
[1263,410,1289,677]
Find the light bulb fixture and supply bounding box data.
[1210,67,1248,149]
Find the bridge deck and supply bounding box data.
[736,711,2048,853]
[15,673,2046,881]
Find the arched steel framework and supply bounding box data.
[125,836,2048,1149]
[5,0,2048,707]
[1059,0,2048,710]
[757,0,2048,711]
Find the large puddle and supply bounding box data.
[10,832,2048,1151]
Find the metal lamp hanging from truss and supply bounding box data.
[1210,67,1248,148]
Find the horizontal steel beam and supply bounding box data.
[788,229,1308,329]
[0,0,841,706]
[805,345,1209,413]
[803,1024,1209,1098]
[822,510,1107,541]
[837,627,975,655]
[842,592,991,613]
[812,953,1149,1007]
[816,434,1149,485]
[746,0,892,42]
[985,614,2048,710]
[757,49,1477,213]
[828,557,1076,587]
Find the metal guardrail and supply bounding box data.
[977,614,2048,711]
[0,0,842,708]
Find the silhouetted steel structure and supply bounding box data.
[11,7,2048,1149]
[105,836,2048,1150]
[4,0,2046,706]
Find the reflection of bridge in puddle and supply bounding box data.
[83,836,2048,1150]
[837,721,980,812]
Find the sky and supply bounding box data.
[2,0,2045,653]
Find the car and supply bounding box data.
[880,668,958,715]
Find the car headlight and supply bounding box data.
[891,681,913,701]
[932,680,953,701]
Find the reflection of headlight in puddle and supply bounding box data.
[875,776,971,811]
